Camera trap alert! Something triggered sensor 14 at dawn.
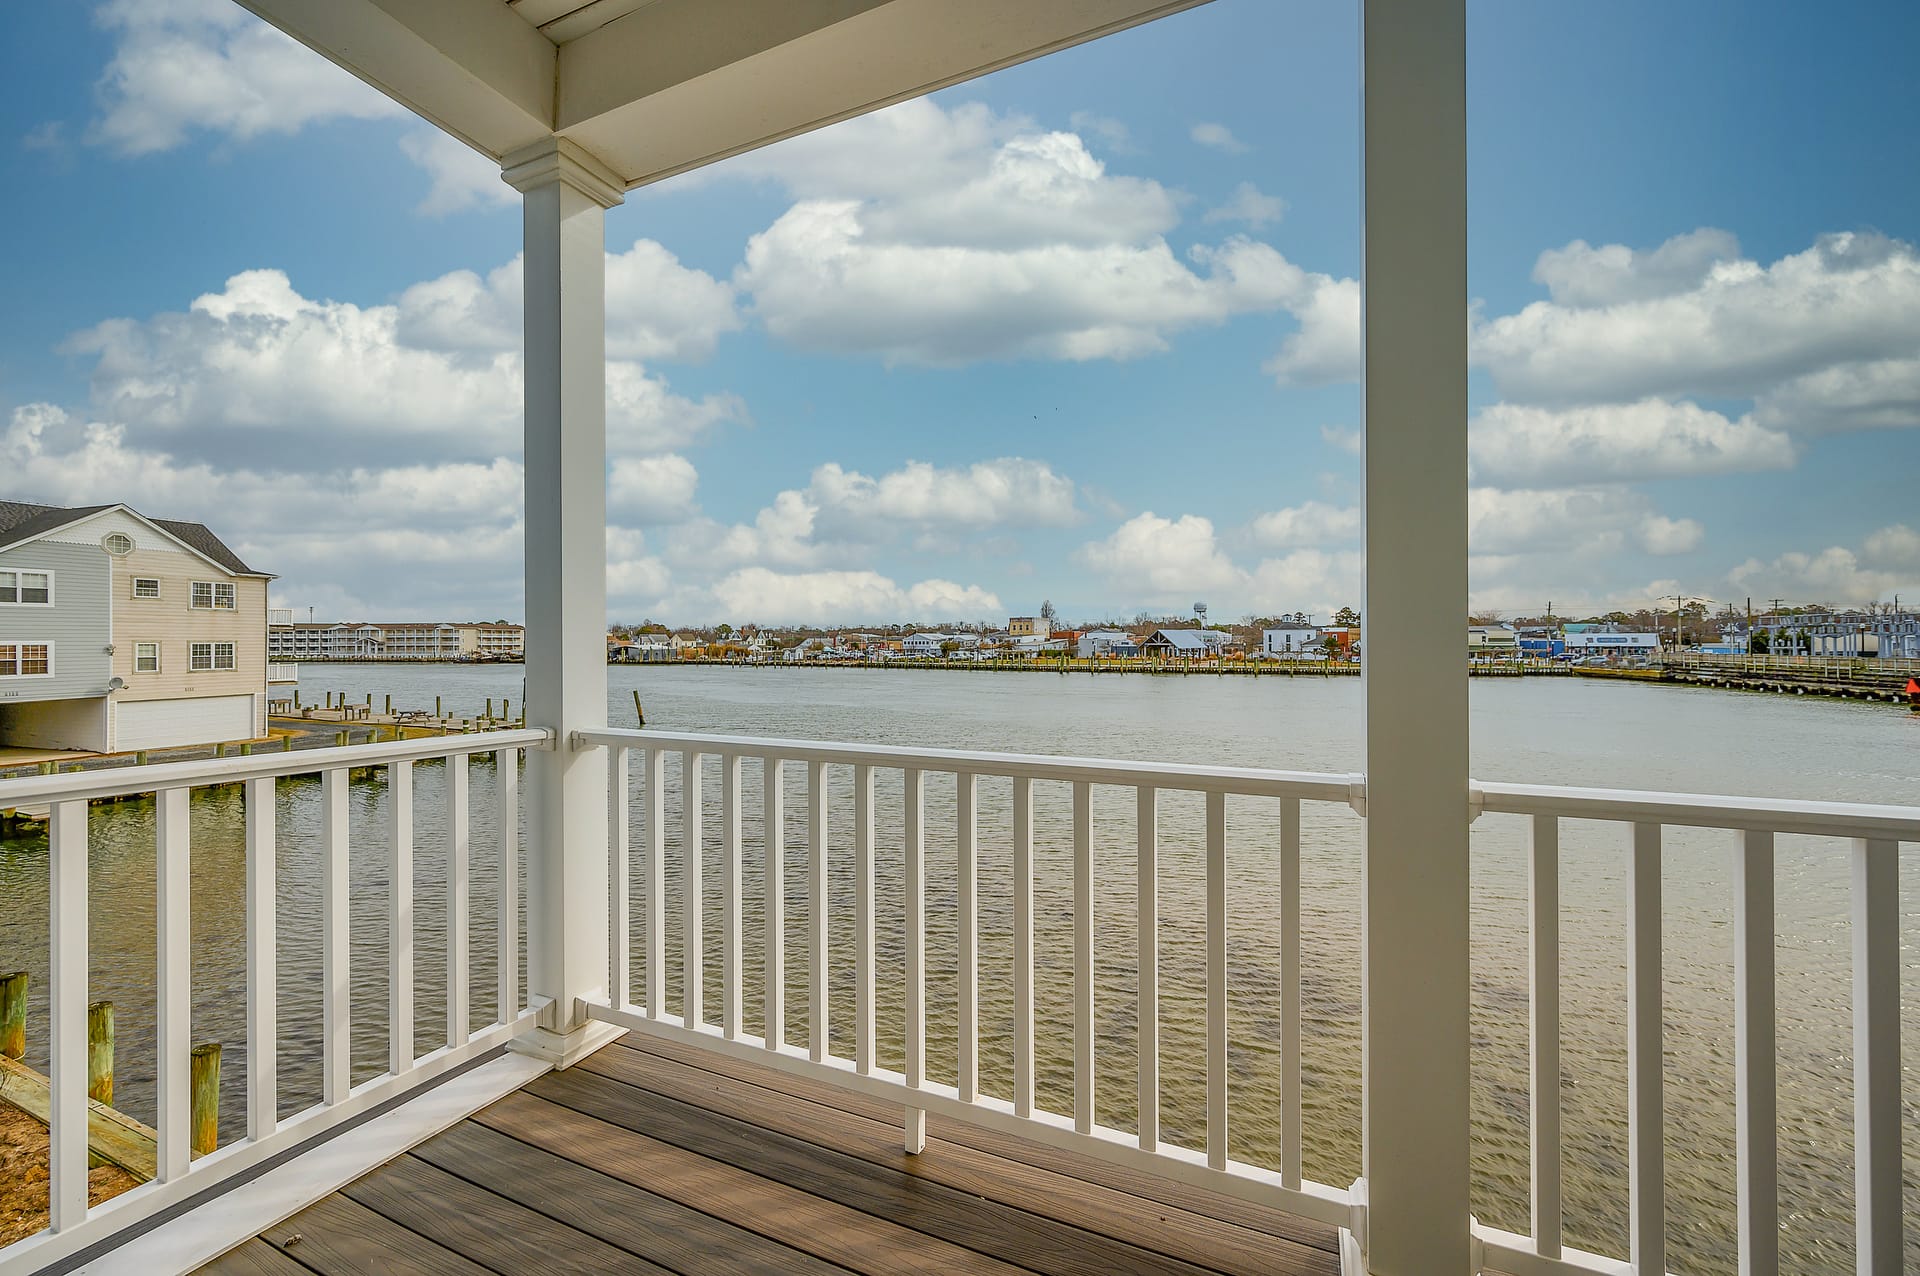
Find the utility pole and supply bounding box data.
[1674,593,1684,648]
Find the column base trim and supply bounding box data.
[508,1018,627,1070]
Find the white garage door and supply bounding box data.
[116,695,256,752]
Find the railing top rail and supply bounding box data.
[579,727,1367,805]
[0,728,552,807]
[1476,779,1920,841]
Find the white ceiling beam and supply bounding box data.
[556,0,1212,187]
[234,0,557,159]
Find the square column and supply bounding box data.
[1356,0,1471,1271]
[504,137,626,1064]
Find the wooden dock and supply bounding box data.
[200,1033,1341,1276]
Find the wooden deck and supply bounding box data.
[197,1033,1341,1276]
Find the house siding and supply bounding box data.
[110,545,270,739]
[0,541,111,701]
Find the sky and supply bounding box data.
[3,0,1919,627]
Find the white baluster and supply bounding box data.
[1073,780,1094,1135]
[446,756,470,1047]
[323,768,351,1100]
[1137,786,1158,1152]
[246,776,277,1140]
[608,747,630,1010]
[48,800,88,1230]
[1734,828,1775,1276]
[957,771,979,1102]
[388,761,414,1076]
[682,751,703,1030]
[156,787,192,1179]
[494,748,519,1024]
[763,755,785,1049]
[1529,813,1562,1258]
[721,753,743,1040]
[1205,789,1227,1170]
[1628,822,1664,1274]
[1280,796,1301,1189]
[644,748,665,1019]
[854,763,875,1074]
[808,759,829,1062]
[904,767,926,1153]
[1852,837,1899,1275]
[1013,776,1034,1118]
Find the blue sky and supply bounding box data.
[4,0,1918,626]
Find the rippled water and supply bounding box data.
[2,663,1915,1271]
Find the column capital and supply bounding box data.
[501,136,625,208]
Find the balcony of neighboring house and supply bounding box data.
[0,4,1912,1276]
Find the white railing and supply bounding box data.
[576,725,1366,1231]
[0,728,549,1276]
[579,728,1915,1276]
[1469,781,1917,1276]
[266,662,299,683]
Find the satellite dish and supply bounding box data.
[107,677,126,691]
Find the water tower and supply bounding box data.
[1194,602,1208,626]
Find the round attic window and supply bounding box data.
[103,533,134,556]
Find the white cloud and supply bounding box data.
[1728,531,1920,607]
[65,262,741,468]
[1264,276,1360,385]
[1246,501,1360,549]
[1637,514,1704,556]
[608,455,699,523]
[1203,182,1287,229]
[1477,231,1920,405]
[1077,512,1245,595]
[707,569,999,626]
[1068,111,1135,154]
[87,0,404,156]
[397,128,516,216]
[1470,398,1797,487]
[723,101,1322,365]
[1320,425,1362,456]
[1466,486,1700,557]
[1531,228,1742,308]
[1190,122,1249,153]
[1752,356,1920,434]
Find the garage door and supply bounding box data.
[116,695,256,752]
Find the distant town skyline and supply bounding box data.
[4,1,1919,625]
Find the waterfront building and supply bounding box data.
[1077,629,1138,658]
[1007,614,1052,640]
[1562,630,1660,656]
[0,501,272,752]
[1141,627,1228,658]
[268,618,526,661]
[1466,624,1520,654]
[1752,609,1919,658]
[1262,624,1321,658]
[902,632,951,657]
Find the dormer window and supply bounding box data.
[192,581,237,609]
[102,533,134,556]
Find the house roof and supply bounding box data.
[0,500,267,576]
[1146,628,1212,651]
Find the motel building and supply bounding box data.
[0,7,1910,1276]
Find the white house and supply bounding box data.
[1262,625,1322,658]
[1077,629,1138,658]
[902,632,951,657]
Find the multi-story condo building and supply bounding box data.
[0,501,272,752]
[268,618,526,661]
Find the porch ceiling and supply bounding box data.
[234,0,1213,189]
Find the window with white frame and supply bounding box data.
[0,643,52,677]
[135,642,160,673]
[191,642,236,671]
[191,581,236,609]
[0,570,52,606]
[133,577,161,599]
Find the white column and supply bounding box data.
[505,137,626,1065]
[1356,0,1470,1272]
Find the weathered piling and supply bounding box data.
[435,695,442,717]
[485,698,494,719]
[632,690,645,727]
[136,751,150,766]
[87,1001,113,1105]
[1,972,25,1059]
[282,735,294,752]
[384,694,392,715]
[336,731,349,747]
[190,1043,220,1156]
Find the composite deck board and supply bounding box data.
[411,1119,851,1276]
[578,1035,1327,1276]
[612,1031,1338,1252]
[257,1193,497,1276]
[195,1033,1340,1276]
[342,1152,673,1275]
[476,1090,1030,1276]
[530,1065,1248,1276]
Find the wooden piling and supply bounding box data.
[0,972,26,1059]
[239,742,252,756]
[283,735,294,752]
[485,698,494,719]
[632,689,644,727]
[336,730,349,747]
[190,1043,220,1156]
[435,695,442,718]
[502,698,511,721]
[385,694,392,715]
[293,690,301,708]
[87,1001,113,1104]
[136,750,150,765]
